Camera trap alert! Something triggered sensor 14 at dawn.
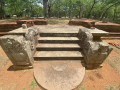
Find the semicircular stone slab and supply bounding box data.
[34,60,85,90]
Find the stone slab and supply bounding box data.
[37,43,80,48]
[38,37,79,40]
[7,28,28,35]
[68,20,95,28]
[95,22,120,32]
[34,60,85,90]
[34,51,83,57]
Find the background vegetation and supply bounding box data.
[0,0,120,22]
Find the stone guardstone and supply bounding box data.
[34,60,85,90]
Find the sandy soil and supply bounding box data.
[0,39,120,90]
[103,39,120,75]
[0,26,120,90]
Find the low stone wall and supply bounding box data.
[0,20,34,34]
[34,19,48,25]
[95,22,120,32]
[78,27,112,69]
[0,26,40,67]
[0,21,20,32]
[16,20,34,27]
[69,19,120,32]
[0,19,48,34]
[68,20,95,28]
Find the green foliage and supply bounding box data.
[0,0,120,21]
[105,85,114,90]
[29,80,37,90]
[1,0,43,18]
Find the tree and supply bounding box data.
[87,0,97,18]
[43,0,48,18]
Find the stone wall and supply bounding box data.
[69,19,120,33]
[78,27,112,69]
[34,19,48,25]
[0,27,40,66]
[16,20,34,28]
[0,21,20,32]
[68,20,95,28]
[95,22,120,32]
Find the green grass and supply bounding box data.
[80,87,85,90]
[29,80,37,90]
[105,84,120,90]
[48,19,69,24]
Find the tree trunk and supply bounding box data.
[100,1,120,19]
[48,3,51,18]
[43,0,48,18]
[87,0,96,18]
[79,4,84,19]
[113,6,117,20]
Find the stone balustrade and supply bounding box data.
[0,25,40,67]
[78,27,113,69]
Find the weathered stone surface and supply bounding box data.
[34,19,48,25]
[0,21,20,32]
[16,20,34,28]
[78,27,112,68]
[0,27,40,66]
[22,24,27,29]
[0,35,34,66]
[34,60,85,90]
[68,20,95,28]
[25,27,40,54]
[95,22,120,32]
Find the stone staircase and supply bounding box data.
[33,31,84,61]
[0,25,112,90]
[33,30,85,90]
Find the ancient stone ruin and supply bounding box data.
[0,24,112,90]
[0,26,40,67]
[78,27,112,68]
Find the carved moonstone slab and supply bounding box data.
[0,35,34,66]
[34,60,85,90]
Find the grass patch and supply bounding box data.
[80,86,85,90]
[105,84,120,90]
[29,80,37,90]
[48,19,69,24]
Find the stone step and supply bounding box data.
[38,37,79,43]
[108,33,120,37]
[34,51,84,60]
[36,44,82,51]
[40,33,78,37]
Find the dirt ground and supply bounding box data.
[0,39,120,90]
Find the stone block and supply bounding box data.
[34,19,48,25]
[25,27,40,54]
[0,35,34,66]
[16,20,34,28]
[68,20,95,28]
[95,22,120,32]
[78,27,112,68]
